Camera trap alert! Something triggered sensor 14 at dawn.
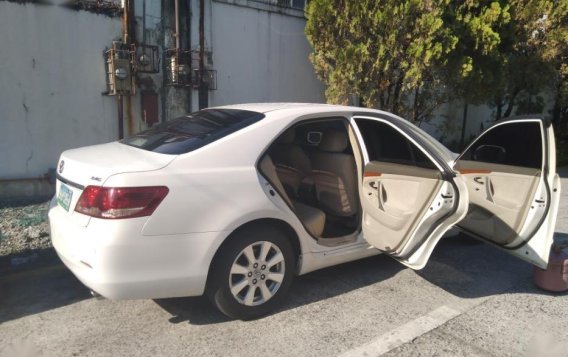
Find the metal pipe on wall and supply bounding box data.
[198,0,208,109]
[116,0,130,139]
[174,0,180,51]
[118,95,124,139]
[186,0,192,113]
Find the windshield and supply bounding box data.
[121,109,265,155]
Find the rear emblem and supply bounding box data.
[58,160,65,174]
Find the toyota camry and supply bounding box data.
[49,103,561,319]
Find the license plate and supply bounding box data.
[57,183,73,212]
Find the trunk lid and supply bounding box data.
[57,142,175,188]
[54,142,175,224]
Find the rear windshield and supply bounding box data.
[121,109,265,154]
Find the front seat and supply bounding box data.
[310,130,358,217]
[269,128,312,198]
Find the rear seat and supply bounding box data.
[269,128,313,198]
[259,155,326,237]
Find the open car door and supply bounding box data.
[453,117,561,269]
[351,116,469,269]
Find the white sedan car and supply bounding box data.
[49,103,561,319]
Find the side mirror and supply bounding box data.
[473,145,507,164]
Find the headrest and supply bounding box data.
[277,128,295,144]
[319,130,348,153]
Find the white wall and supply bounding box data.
[0,2,124,179]
[0,0,324,181]
[192,0,325,109]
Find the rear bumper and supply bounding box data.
[48,198,226,300]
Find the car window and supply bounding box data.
[397,119,455,163]
[355,119,437,169]
[121,109,265,155]
[460,121,543,169]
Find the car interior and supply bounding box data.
[259,118,361,245]
[454,121,545,246]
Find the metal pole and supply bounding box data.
[142,0,146,45]
[198,0,208,109]
[118,95,124,139]
[187,0,192,113]
[174,0,180,50]
[123,0,129,43]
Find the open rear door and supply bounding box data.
[352,116,468,269]
[454,117,561,269]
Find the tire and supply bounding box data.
[206,225,296,320]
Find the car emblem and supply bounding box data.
[58,160,65,174]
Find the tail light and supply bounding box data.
[75,186,169,219]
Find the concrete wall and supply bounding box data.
[0,2,125,180]
[0,0,324,187]
[189,0,325,110]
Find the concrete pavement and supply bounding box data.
[0,170,566,357]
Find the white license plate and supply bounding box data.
[57,183,73,212]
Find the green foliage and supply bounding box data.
[306,0,568,126]
[306,0,458,122]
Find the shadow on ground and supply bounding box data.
[155,232,568,325]
[0,248,89,324]
[154,254,404,325]
[2,233,566,325]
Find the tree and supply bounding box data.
[441,0,512,147]
[521,0,568,130]
[306,0,568,131]
[305,0,458,122]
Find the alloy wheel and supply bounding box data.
[229,241,285,306]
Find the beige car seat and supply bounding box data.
[310,130,358,217]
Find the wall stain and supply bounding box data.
[21,94,34,173]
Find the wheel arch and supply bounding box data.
[205,218,302,291]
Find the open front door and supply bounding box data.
[352,116,468,269]
[454,117,561,269]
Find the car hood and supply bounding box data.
[57,142,176,187]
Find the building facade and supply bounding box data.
[0,0,324,199]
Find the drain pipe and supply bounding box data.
[116,0,130,140]
[174,0,181,51]
[186,0,192,113]
[117,0,135,138]
[198,0,208,109]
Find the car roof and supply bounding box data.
[210,102,377,114]
[209,102,456,166]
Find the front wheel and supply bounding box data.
[206,226,296,320]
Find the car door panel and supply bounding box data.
[457,164,542,245]
[362,162,441,235]
[352,117,467,269]
[363,173,441,248]
[454,118,560,268]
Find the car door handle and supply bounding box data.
[474,176,484,184]
[485,177,494,202]
[377,182,386,211]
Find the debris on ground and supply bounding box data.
[0,201,51,257]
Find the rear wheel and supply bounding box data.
[207,226,295,320]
